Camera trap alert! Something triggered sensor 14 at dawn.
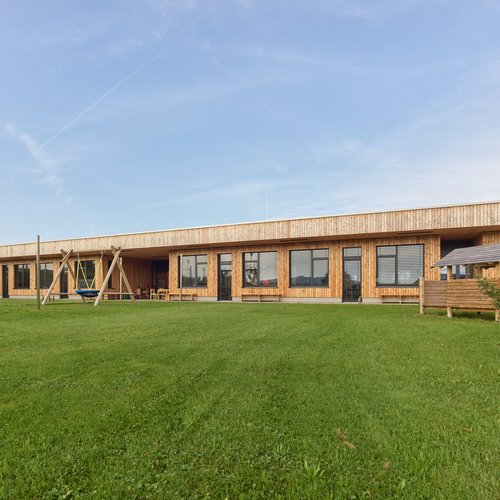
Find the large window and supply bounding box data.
[40,262,53,289]
[290,249,328,287]
[243,251,278,287]
[180,255,207,287]
[377,244,424,286]
[75,260,96,289]
[14,264,30,289]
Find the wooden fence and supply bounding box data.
[420,278,500,321]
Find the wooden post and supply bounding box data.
[419,277,425,315]
[36,235,41,310]
[495,310,499,323]
[446,266,453,318]
[94,248,122,307]
[42,250,73,305]
[119,256,123,301]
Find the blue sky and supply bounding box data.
[1,0,500,244]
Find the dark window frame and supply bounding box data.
[376,243,424,288]
[14,264,30,289]
[243,251,278,288]
[178,254,208,288]
[40,262,54,289]
[289,249,329,288]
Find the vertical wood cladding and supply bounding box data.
[473,232,500,279]
[0,255,152,297]
[169,235,441,300]
[1,202,499,259]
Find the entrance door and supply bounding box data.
[60,265,68,299]
[217,254,232,301]
[343,247,362,302]
[152,260,168,290]
[2,265,8,298]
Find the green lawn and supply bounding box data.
[0,301,498,499]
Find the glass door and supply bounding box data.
[59,264,68,299]
[343,248,362,302]
[152,260,168,290]
[218,254,232,301]
[2,265,8,298]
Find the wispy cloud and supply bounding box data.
[18,52,163,171]
[5,122,64,189]
[4,121,75,208]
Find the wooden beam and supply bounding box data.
[446,266,453,318]
[42,250,73,305]
[94,248,122,307]
[36,235,41,311]
[62,249,77,286]
[419,277,425,315]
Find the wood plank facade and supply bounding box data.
[1,202,499,303]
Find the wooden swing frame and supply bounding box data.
[42,246,135,307]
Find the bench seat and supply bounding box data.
[380,294,419,304]
[241,293,281,303]
[169,292,196,302]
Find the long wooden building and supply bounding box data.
[1,201,499,303]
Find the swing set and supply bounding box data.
[74,251,103,299]
[42,246,135,307]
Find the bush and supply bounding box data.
[477,277,500,311]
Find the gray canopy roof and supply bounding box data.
[433,243,500,267]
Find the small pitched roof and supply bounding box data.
[433,243,500,267]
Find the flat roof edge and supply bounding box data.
[1,199,499,249]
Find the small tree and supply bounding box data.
[477,276,500,316]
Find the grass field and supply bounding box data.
[0,300,498,499]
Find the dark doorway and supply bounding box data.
[152,260,168,290]
[217,254,232,301]
[60,265,68,299]
[2,265,9,298]
[343,247,362,302]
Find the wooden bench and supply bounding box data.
[169,293,196,302]
[381,294,419,304]
[103,292,135,300]
[241,293,282,303]
[42,292,74,302]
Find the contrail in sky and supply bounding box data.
[20,52,163,168]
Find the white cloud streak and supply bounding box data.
[5,121,63,188]
[19,52,163,170]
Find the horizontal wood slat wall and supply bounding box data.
[446,279,499,310]
[423,278,500,310]
[423,281,447,307]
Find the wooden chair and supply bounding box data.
[149,289,157,301]
[157,288,168,301]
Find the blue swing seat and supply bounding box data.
[75,289,99,299]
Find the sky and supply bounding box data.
[1,0,500,244]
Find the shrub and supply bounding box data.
[477,276,500,311]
